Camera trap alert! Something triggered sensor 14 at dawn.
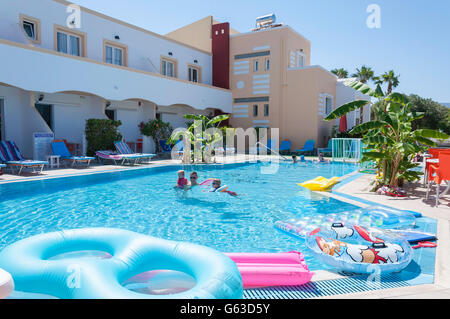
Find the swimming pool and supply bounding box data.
[0,161,359,270]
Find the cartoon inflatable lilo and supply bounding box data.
[312,224,405,264]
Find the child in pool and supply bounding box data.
[175,170,189,189]
[210,179,238,197]
[292,155,298,164]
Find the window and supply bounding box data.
[23,21,35,40]
[55,26,86,57]
[264,104,269,117]
[20,15,41,44]
[253,60,259,72]
[188,65,201,83]
[296,50,305,68]
[265,59,270,71]
[104,41,127,66]
[325,96,333,115]
[161,57,177,78]
[253,105,258,117]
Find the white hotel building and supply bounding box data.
[0,0,232,158]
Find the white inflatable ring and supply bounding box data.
[0,268,14,299]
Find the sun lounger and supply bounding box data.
[95,150,141,166]
[158,139,172,153]
[295,140,315,155]
[318,140,332,156]
[51,141,95,167]
[0,141,48,175]
[114,141,155,163]
[277,140,291,153]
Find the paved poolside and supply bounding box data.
[0,155,448,299]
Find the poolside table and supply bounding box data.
[46,155,61,169]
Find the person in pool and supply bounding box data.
[189,172,199,187]
[210,179,238,197]
[292,155,298,164]
[315,152,330,163]
[175,170,189,189]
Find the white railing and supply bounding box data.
[332,138,364,162]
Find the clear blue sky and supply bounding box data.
[73,0,450,103]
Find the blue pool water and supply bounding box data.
[0,161,361,270]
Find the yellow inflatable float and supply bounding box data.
[298,176,340,191]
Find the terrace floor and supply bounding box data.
[0,154,448,299]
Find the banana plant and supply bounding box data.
[168,114,231,163]
[325,80,449,187]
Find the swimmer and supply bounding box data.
[175,170,189,189]
[315,152,330,163]
[210,179,238,197]
[189,172,199,187]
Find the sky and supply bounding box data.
[72,0,450,103]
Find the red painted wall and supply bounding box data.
[212,23,230,90]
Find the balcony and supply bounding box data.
[0,39,232,112]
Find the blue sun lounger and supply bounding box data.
[0,141,48,175]
[158,139,185,155]
[295,139,315,155]
[159,139,172,153]
[114,141,155,163]
[277,140,291,153]
[318,140,333,156]
[51,142,95,167]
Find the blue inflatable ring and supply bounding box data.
[0,228,243,299]
[306,223,413,274]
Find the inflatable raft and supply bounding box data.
[226,252,313,288]
[0,228,243,299]
[306,223,413,274]
[298,176,340,191]
[275,206,417,239]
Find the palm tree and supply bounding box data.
[352,66,375,123]
[381,70,400,95]
[372,76,384,86]
[331,68,349,79]
[352,65,375,83]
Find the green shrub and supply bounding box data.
[85,119,122,156]
[139,119,172,152]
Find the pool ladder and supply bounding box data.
[253,142,290,161]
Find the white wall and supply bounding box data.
[108,100,155,142]
[37,93,106,143]
[336,80,372,130]
[157,104,214,130]
[0,85,52,158]
[0,0,212,85]
[0,41,232,113]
